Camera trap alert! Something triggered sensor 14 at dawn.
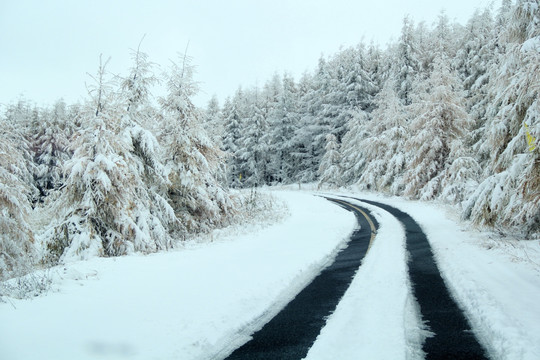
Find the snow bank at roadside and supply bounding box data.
[321,190,540,360]
[0,191,356,360]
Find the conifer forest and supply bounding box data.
[1,0,538,281]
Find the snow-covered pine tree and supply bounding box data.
[0,116,36,280]
[402,55,472,200]
[2,99,39,203]
[308,57,335,170]
[159,53,233,234]
[393,16,422,106]
[340,109,370,185]
[222,90,247,187]
[354,78,408,192]
[265,73,298,184]
[454,7,498,165]
[202,95,228,186]
[119,47,178,249]
[48,56,173,262]
[238,87,268,187]
[321,45,381,184]
[33,100,74,200]
[464,0,540,236]
[203,95,224,148]
[318,133,342,188]
[289,72,317,183]
[319,51,350,141]
[456,7,495,93]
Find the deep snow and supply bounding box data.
[0,191,355,360]
[1,190,539,360]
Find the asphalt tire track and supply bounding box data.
[350,197,489,360]
[223,199,377,359]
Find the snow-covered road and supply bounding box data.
[1,190,539,360]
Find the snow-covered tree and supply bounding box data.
[464,0,540,236]
[203,95,224,147]
[238,88,268,187]
[2,99,39,203]
[222,90,247,187]
[340,110,370,185]
[48,57,175,262]
[318,133,342,188]
[403,56,472,200]
[295,67,329,182]
[266,73,298,183]
[354,78,408,192]
[0,118,36,280]
[393,16,422,105]
[159,54,233,233]
[120,45,158,126]
[33,100,74,199]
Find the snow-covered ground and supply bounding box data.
[315,190,540,360]
[1,190,539,360]
[0,191,355,360]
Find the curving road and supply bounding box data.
[223,196,490,359]
[223,199,377,359]
[349,197,489,360]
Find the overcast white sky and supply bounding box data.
[1,0,495,109]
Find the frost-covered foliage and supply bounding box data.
[212,1,538,237]
[33,100,74,199]
[0,119,36,280]
[463,0,540,236]
[1,0,539,283]
[353,79,408,193]
[0,48,244,279]
[48,56,176,260]
[402,56,471,200]
[318,134,341,188]
[159,54,234,234]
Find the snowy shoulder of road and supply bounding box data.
[0,191,356,360]
[389,196,540,360]
[309,190,540,360]
[304,196,428,360]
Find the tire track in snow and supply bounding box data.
[351,197,489,360]
[222,198,377,360]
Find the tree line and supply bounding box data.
[1,0,538,284]
[1,51,242,281]
[212,0,538,237]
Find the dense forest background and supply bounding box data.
[1,0,538,283]
[214,0,538,235]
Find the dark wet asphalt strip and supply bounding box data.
[353,197,489,360]
[224,199,377,360]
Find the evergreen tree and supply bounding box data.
[464,0,540,236]
[266,74,298,183]
[159,54,233,233]
[403,56,471,200]
[340,110,370,185]
[393,16,421,105]
[354,78,408,192]
[296,67,328,182]
[203,95,224,147]
[33,100,74,199]
[0,116,36,280]
[239,87,268,187]
[291,72,318,183]
[318,133,342,188]
[49,56,173,260]
[222,90,246,187]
